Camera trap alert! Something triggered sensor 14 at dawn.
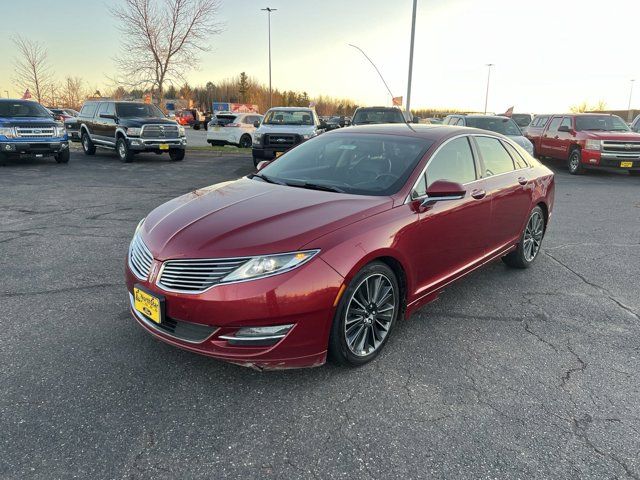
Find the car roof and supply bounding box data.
[463,115,513,120]
[267,107,313,111]
[327,123,500,141]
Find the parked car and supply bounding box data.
[175,110,195,127]
[325,116,351,131]
[71,100,186,162]
[351,106,406,126]
[525,113,640,175]
[126,124,554,369]
[0,99,69,163]
[206,112,263,148]
[443,114,535,156]
[48,108,78,122]
[252,107,325,166]
[512,113,534,133]
[425,117,443,124]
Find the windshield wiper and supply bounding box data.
[299,182,345,193]
[251,173,287,185]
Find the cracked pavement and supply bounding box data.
[1,151,639,479]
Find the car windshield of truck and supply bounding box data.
[254,133,432,196]
[352,109,405,125]
[575,115,630,132]
[511,114,532,127]
[465,117,522,136]
[263,110,314,125]
[116,104,164,118]
[0,101,52,118]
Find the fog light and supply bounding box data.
[131,139,141,145]
[4,144,13,151]
[219,324,293,346]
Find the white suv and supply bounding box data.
[207,113,263,148]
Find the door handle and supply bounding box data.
[471,189,486,200]
[517,177,528,185]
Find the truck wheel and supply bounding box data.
[193,124,200,131]
[81,132,96,155]
[55,149,70,164]
[169,149,185,161]
[239,134,252,148]
[567,148,584,175]
[116,138,134,163]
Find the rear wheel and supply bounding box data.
[116,137,134,163]
[568,148,584,175]
[81,132,96,155]
[328,261,400,366]
[502,206,545,269]
[55,149,70,163]
[169,149,185,161]
[239,134,252,148]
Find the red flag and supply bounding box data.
[392,96,403,106]
[501,106,514,117]
[22,89,32,100]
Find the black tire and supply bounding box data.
[193,124,200,131]
[328,261,400,367]
[239,134,252,149]
[81,131,96,155]
[116,137,134,163]
[169,149,185,161]
[567,148,585,175]
[502,206,545,269]
[55,149,70,163]
[629,170,640,177]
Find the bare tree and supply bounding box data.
[12,35,54,103]
[59,77,87,110]
[110,0,223,102]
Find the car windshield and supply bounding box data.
[263,110,313,125]
[465,117,522,136]
[511,114,532,127]
[575,115,630,132]
[352,108,405,125]
[116,103,164,118]
[255,133,432,196]
[0,101,52,118]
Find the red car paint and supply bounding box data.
[525,113,640,172]
[126,124,555,369]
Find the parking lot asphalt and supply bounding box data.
[1,150,639,479]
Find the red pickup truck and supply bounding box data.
[526,113,640,175]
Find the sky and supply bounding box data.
[1,0,639,113]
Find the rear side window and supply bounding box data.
[80,103,97,117]
[503,141,529,169]
[425,137,477,187]
[560,117,572,129]
[216,114,237,125]
[475,136,515,176]
[547,117,562,132]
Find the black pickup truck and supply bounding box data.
[67,101,186,162]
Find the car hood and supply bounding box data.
[256,124,317,135]
[119,117,178,127]
[0,116,57,126]
[141,177,392,260]
[582,131,640,141]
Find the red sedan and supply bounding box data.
[126,124,554,369]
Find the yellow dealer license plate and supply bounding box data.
[159,144,169,150]
[134,286,163,324]
[620,161,633,168]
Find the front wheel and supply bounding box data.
[55,149,70,163]
[81,132,96,155]
[328,261,400,366]
[502,206,545,269]
[239,134,252,148]
[116,138,134,163]
[169,149,185,161]
[568,149,584,175]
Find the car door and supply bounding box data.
[408,135,491,296]
[473,135,533,251]
[555,116,574,159]
[94,102,110,143]
[102,102,117,144]
[540,116,562,157]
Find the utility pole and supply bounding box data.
[627,79,635,122]
[261,7,277,108]
[4,90,9,98]
[406,0,418,120]
[484,63,494,114]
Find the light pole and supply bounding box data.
[349,44,395,103]
[4,90,9,98]
[627,79,635,122]
[405,0,418,120]
[261,7,277,108]
[484,63,494,114]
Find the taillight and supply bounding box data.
[225,123,241,127]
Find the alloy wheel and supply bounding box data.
[569,153,579,172]
[118,141,127,159]
[523,210,544,262]
[344,273,396,357]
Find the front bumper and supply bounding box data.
[582,150,640,170]
[252,146,294,159]
[127,137,186,151]
[125,256,344,369]
[0,140,68,157]
[207,130,240,144]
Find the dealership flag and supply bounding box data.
[22,89,32,100]
[501,106,514,117]
[392,96,403,106]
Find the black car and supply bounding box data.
[351,107,406,126]
[69,101,186,162]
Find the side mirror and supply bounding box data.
[256,160,271,171]
[253,120,260,128]
[557,125,571,133]
[421,180,466,207]
[412,116,421,124]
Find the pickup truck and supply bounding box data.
[252,107,325,166]
[68,100,186,162]
[526,113,640,175]
[0,99,69,163]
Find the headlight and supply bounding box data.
[127,127,142,136]
[55,125,67,137]
[585,139,601,151]
[222,250,319,282]
[178,125,186,137]
[253,133,262,143]
[0,126,16,138]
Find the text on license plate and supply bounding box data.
[620,161,633,168]
[134,287,161,323]
[159,144,169,150]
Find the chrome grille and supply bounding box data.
[141,124,180,139]
[158,258,250,293]
[264,134,300,147]
[601,141,640,159]
[16,126,55,138]
[128,234,154,280]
